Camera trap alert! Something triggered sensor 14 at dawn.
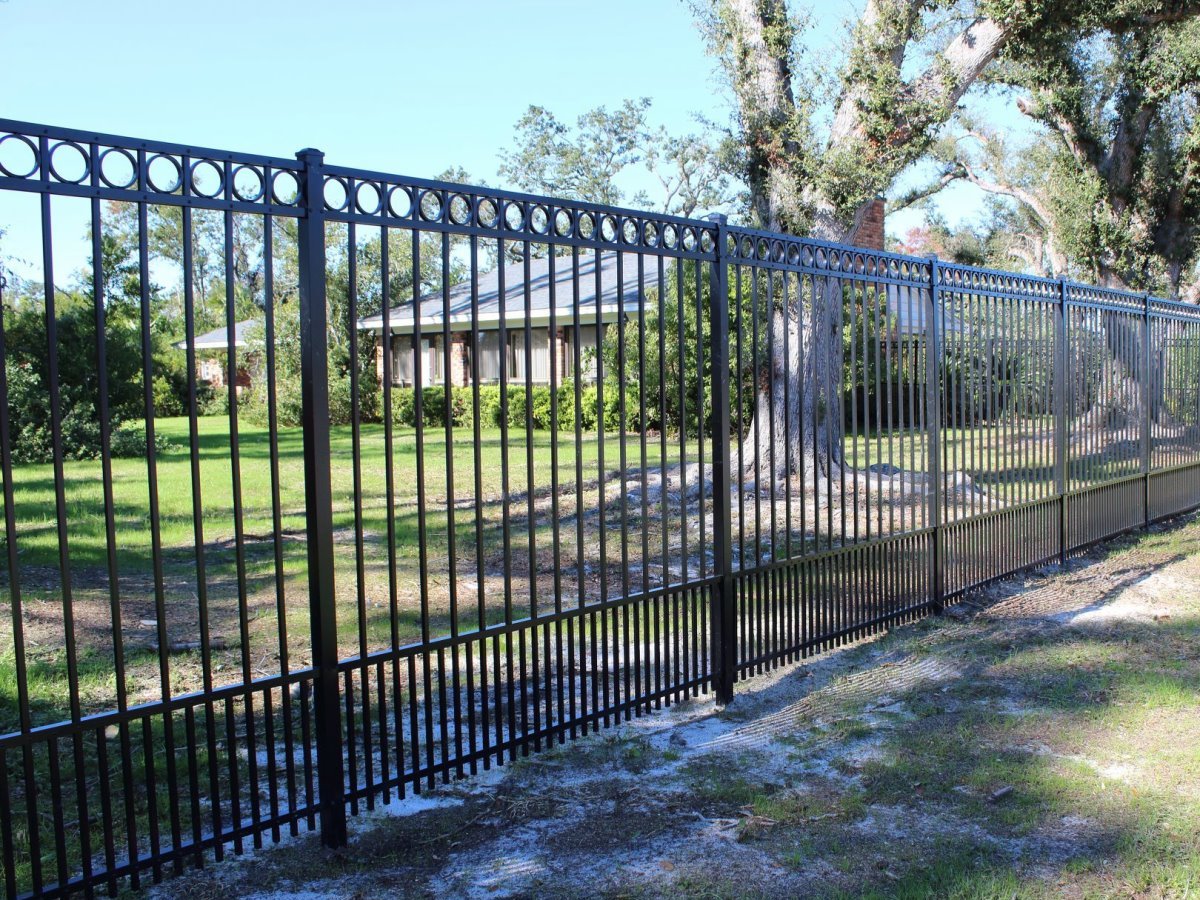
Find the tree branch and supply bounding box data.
[902,17,1010,136]
[887,165,963,213]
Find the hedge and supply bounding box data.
[388,382,601,431]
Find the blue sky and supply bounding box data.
[0,0,1013,277]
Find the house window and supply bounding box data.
[508,328,550,383]
[421,336,444,385]
[565,324,600,381]
[477,331,501,382]
[390,336,414,386]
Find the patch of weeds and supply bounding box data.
[546,732,661,774]
[849,842,1022,899]
[778,837,817,869]
[1061,855,1096,874]
[688,771,766,811]
[825,716,874,742]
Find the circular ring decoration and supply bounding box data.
[643,221,659,247]
[271,170,301,205]
[530,205,549,235]
[387,185,413,218]
[682,227,697,252]
[621,218,638,245]
[662,223,678,249]
[700,230,715,254]
[230,165,265,202]
[476,196,499,228]
[741,237,754,259]
[553,208,572,238]
[772,240,784,262]
[756,238,769,261]
[448,194,471,226]
[724,232,737,257]
[98,147,137,189]
[323,177,350,212]
[49,140,90,184]
[577,212,595,239]
[189,159,225,199]
[419,190,443,222]
[354,181,382,215]
[0,134,39,179]
[503,201,524,231]
[600,215,618,243]
[146,153,183,194]
[787,244,801,265]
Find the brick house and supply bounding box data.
[174,319,258,393]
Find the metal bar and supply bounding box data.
[707,216,735,704]
[1143,293,1152,526]
[925,258,943,612]
[261,207,299,833]
[1055,278,1068,562]
[347,218,374,811]
[294,147,347,848]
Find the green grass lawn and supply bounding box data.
[0,413,1162,722]
[1,416,707,715]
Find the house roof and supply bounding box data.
[175,319,260,351]
[357,251,649,334]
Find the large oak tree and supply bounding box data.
[693,0,1200,483]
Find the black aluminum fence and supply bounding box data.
[2,119,1200,898]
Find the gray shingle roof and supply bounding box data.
[174,319,260,351]
[357,251,649,333]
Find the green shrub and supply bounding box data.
[152,374,186,418]
[390,387,416,426]
[580,386,599,431]
[385,381,604,432]
[478,385,503,428]
[601,381,624,433]
[505,386,527,429]
[200,387,229,418]
[110,421,178,458]
[530,386,553,430]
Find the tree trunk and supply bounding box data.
[707,0,1014,488]
[736,278,844,485]
[1073,307,1171,436]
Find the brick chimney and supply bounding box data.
[852,197,886,251]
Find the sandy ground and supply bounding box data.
[146,512,1200,899]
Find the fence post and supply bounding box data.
[706,214,735,705]
[295,147,347,848]
[924,257,943,613]
[1143,292,1152,527]
[1055,278,1069,563]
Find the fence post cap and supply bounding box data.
[704,212,728,225]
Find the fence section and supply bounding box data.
[3,119,1200,898]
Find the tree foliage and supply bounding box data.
[497,99,736,218]
[908,10,1200,295]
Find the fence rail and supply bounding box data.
[2,118,1200,898]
